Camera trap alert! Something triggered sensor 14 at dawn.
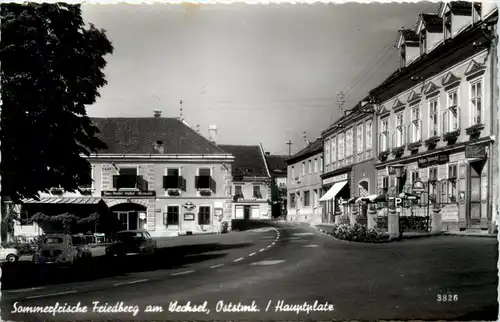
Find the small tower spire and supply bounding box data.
[179,100,184,121]
[286,140,293,156]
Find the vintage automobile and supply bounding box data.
[0,245,19,263]
[105,230,157,257]
[32,233,79,266]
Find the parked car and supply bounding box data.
[105,230,157,257]
[32,233,79,266]
[0,245,19,263]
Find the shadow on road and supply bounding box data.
[231,219,278,231]
[1,242,253,290]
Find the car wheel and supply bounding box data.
[6,254,17,263]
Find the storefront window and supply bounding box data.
[198,206,210,225]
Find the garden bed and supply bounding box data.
[322,223,391,243]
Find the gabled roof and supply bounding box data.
[265,155,288,175]
[91,117,228,155]
[417,13,444,33]
[219,144,270,177]
[464,59,485,76]
[397,29,419,48]
[441,71,461,87]
[424,81,440,96]
[286,139,323,164]
[439,1,473,17]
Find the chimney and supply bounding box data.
[153,140,164,153]
[153,110,162,118]
[208,125,218,145]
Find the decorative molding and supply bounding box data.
[391,99,405,110]
[441,71,461,87]
[423,81,440,96]
[464,59,486,77]
[378,106,391,117]
[407,90,421,104]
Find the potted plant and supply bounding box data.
[378,151,390,161]
[391,146,405,158]
[407,141,422,152]
[465,123,484,139]
[443,129,460,144]
[425,136,441,149]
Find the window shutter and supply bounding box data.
[112,175,119,189]
[210,177,217,193]
[195,176,199,189]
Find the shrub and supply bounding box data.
[339,215,350,225]
[400,216,429,231]
[328,223,389,243]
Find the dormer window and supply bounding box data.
[420,29,427,55]
[473,2,482,23]
[444,11,452,39]
[400,44,406,68]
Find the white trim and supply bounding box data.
[196,166,213,176]
[365,120,373,151]
[165,166,182,176]
[428,97,440,138]
[164,204,181,227]
[438,2,449,18]
[308,160,312,175]
[198,204,212,226]
[468,75,484,127]
[356,123,364,154]
[415,15,424,34]
[86,154,235,160]
[258,143,272,178]
[331,136,337,163]
[324,139,330,165]
[395,110,404,147]
[313,158,318,174]
[345,127,354,157]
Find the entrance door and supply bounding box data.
[243,205,251,220]
[468,161,484,228]
[128,212,138,230]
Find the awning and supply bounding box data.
[22,197,103,205]
[105,199,151,208]
[319,181,348,202]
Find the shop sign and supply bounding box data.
[183,201,196,211]
[465,145,486,159]
[417,154,449,168]
[101,191,156,197]
[184,213,195,221]
[323,173,348,185]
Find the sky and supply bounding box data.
[82,2,439,155]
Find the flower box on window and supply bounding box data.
[391,146,405,158]
[378,151,389,161]
[407,141,422,152]
[465,123,484,139]
[167,189,181,196]
[443,129,460,144]
[424,136,441,149]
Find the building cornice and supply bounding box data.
[286,149,323,165]
[85,153,235,162]
[320,165,353,179]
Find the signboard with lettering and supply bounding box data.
[465,145,486,159]
[322,173,349,185]
[101,191,156,197]
[417,154,449,168]
[184,213,195,221]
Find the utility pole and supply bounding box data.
[286,140,293,156]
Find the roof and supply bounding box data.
[286,139,323,164]
[91,117,228,155]
[400,29,419,42]
[422,13,443,28]
[265,155,288,175]
[218,144,270,177]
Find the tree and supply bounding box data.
[0,2,113,241]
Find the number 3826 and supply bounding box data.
[437,294,459,302]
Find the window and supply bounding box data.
[420,30,427,55]
[166,168,180,177]
[365,121,373,151]
[345,128,353,157]
[429,167,438,182]
[428,167,438,204]
[338,133,345,160]
[198,168,211,176]
[448,164,458,179]
[441,181,447,205]
[411,170,420,183]
[447,164,458,203]
[320,157,323,173]
[444,11,452,39]
[308,160,312,174]
[303,190,310,207]
[253,185,262,199]
[116,167,138,189]
[395,113,404,147]
[324,139,330,165]
[411,104,421,142]
[198,206,210,225]
[331,136,337,163]
[302,162,305,176]
[290,194,296,208]
[429,98,439,137]
[379,118,389,151]
[235,185,244,198]
[473,3,482,23]
[79,166,94,189]
[313,159,318,173]
[164,206,179,226]
[313,189,318,207]
[291,166,295,179]
[357,124,364,154]
[382,176,389,191]
[400,44,406,68]
[470,80,482,125]
[446,90,459,133]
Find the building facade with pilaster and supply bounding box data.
[370,1,498,233]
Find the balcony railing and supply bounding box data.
[442,105,461,135]
[195,175,217,193]
[113,175,149,191]
[163,176,187,191]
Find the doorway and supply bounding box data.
[467,160,485,228]
[244,205,251,220]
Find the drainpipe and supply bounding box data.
[488,26,497,234]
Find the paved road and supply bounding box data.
[1,224,497,321]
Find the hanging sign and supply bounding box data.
[184,213,195,221]
[465,145,486,159]
[101,191,156,197]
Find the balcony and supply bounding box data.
[195,175,217,194]
[163,176,187,191]
[113,175,149,191]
